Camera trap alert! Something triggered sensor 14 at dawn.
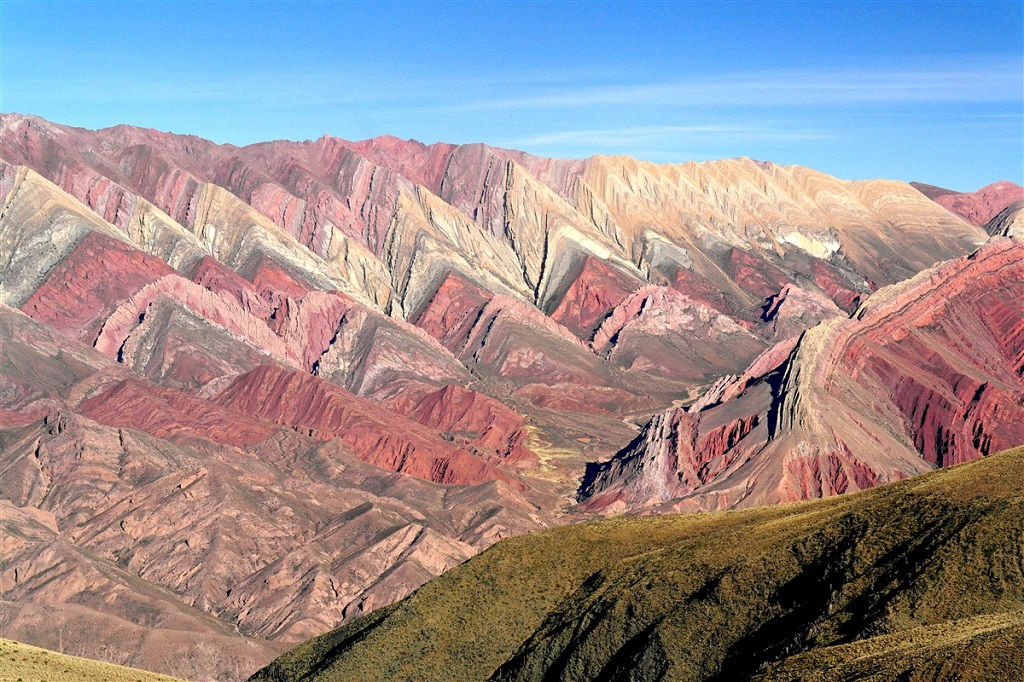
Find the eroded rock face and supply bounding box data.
[19,231,175,343]
[548,255,645,340]
[580,239,1024,512]
[0,307,547,679]
[0,114,1008,679]
[591,286,768,381]
[984,201,1024,239]
[389,384,538,466]
[214,366,519,487]
[759,283,844,340]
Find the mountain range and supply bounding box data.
[0,113,1021,679]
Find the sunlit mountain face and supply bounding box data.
[1,113,1021,680]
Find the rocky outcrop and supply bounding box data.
[412,271,496,351]
[1,113,1010,679]
[191,255,275,319]
[214,366,518,487]
[985,200,1024,238]
[0,310,547,680]
[591,286,767,381]
[94,274,295,365]
[547,255,645,340]
[18,231,174,342]
[759,283,844,340]
[390,385,538,466]
[580,239,1024,512]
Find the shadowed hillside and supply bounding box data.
[250,446,1024,682]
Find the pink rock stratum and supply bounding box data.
[0,113,1019,680]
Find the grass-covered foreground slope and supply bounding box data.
[250,445,1024,682]
[0,638,183,682]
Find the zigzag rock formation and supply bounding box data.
[579,238,1024,513]
[0,113,1015,679]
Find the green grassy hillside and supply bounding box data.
[0,638,183,682]
[250,447,1024,682]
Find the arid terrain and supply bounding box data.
[1,113,1021,679]
[254,446,1024,682]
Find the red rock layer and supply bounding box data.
[839,239,1024,465]
[909,182,957,200]
[79,379,278,447]
[390,385,537,466]
[667,249,863,322]
[727,247,792,298]
[548,255,644,340]
[20,231,174,342]
[413,272,494,352]
[91,274,294,363]
[191,255,274,319]
[248,256,313,311]
[668,267,737,314]
[580,239,1024,512]
[808,260,863,311]
[214,366,519,487]
[777,443,881,501]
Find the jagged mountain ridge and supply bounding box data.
[578,238,1024,513]
[0,113,1013,679]
[2,113,985,320]
[1,113,993,439]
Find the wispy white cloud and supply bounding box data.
[458,59,1023,111]
[505,124,830,150]
[10,55,1019,115]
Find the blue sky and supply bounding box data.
[2,1,1021,190]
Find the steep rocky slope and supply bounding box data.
[2,113,984,348]
[0,304,546,679]
[0,113,1006,679]
[984,200,1024,238]
[579,238,1024,512]
[249,446,1024,682]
